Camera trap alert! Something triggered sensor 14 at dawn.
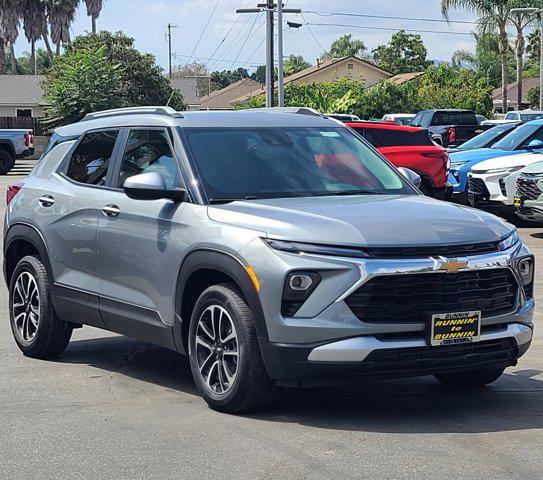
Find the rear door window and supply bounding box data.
[65,130,119,186]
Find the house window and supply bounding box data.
[16,108,33,118]
[347,63,354,70]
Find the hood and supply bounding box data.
[521,160,543,174]
[449,148,520,167]
[208,195,513,247]
[472,152,543,172]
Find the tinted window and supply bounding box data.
[411,113,423,126]
[358,127,433,147]
[520,113,543,121]
[117,129,178,188]
[431,111,477,126]
[456,123,518,150]
[183,127,413,202]
[65,130,118,185]
[492,124,542,151]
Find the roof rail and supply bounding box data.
[81,106,184,122]
[246,106,324,117]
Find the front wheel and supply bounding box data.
[434,367,505,388]
[188,284,274,413]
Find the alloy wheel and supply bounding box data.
[195,305,239,395]
[12,271,40,344]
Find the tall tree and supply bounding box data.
[0,0,21,73]
[508,2,538,108]
[283,55,311,76]
[251,65,266,84]
[45,0,79,55]
[442,0,511,113]
[322,34,366,60]
[16,47,53,74]
[21,0,49,74]
[372,30,430,74]
[84,0,103,34]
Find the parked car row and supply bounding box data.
[0,128,34,174]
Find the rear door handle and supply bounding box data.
[38,195,55,207]
[102,204,120,217]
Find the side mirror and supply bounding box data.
[398,167,422,189]
[527,139,543,149]
[123,172,186,202]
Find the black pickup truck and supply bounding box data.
[410,109,489,148]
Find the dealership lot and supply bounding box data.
[1,165,542,480]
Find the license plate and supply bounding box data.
[514,195,524,208]
[430,311,481,346]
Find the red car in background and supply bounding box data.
[346,122,451,199]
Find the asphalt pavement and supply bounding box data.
[1,162,542,480]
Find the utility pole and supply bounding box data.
[237,3,300,107]
[277,0,284,106]
[167,23,176,80]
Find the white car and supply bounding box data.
[467,152,543,207]
[382,113,415,126]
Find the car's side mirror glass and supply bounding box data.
[527,139,543,149]
[123,172,186,202]
[398,167,422,189]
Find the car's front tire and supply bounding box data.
[434,367,505,388]
[9,255,72,359]
[188,284,274,413]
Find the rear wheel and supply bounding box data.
[0,149,15,175]
[188,284,274,413]
[434,367,505,388]
[9,255,72,359]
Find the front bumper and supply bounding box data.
[517,202,543,223]
[467,172,512,206]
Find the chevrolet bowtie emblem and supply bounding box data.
[439,258,469,273]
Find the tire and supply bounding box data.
[9,255,72,359]
[434,367,505,388]
[188,283,274,413]
[0,149,16,175]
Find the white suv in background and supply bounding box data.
[467,152,543,208]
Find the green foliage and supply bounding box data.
[250,65,266,84]
[16,48,53,74]
[210,68,249,91]
[372,30,430,74]
[283,55,311,76]
[43,46,124,126]
[284,79,359,113]
[527,86,540,108]
[43,31,184,127]
[322,34,366,60]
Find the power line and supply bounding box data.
[230,12,262,69]
[300,13,327,56]
[304,22,478,37]
[173,52,265,67]
[214,15,257,70]
[302,10,478,25]
[186,0,222,65]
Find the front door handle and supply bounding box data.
[102,204,120,217]
[38,195,55,207]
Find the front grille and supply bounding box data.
[517,176,542,200]
[361,338,518,374]
[345,269,518,324]
[468,176,489,197]
[366,242,499,258]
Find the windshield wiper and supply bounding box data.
[310,190,382,197]
[209,196,259,204]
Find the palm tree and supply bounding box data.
[21,0,49,74]
[442,0,511,113]
[0,0,22,73]
[45,0,79,55]
[284,55,311,76]
[84,0,103,33]
[509,3,539,109]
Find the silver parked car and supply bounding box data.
[3,107,535,412]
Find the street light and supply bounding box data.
[510,7,543,111]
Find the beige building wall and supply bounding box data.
[294,61,389,86]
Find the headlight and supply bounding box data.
[264,239,369,258]
[498,231,520,251]
[472,166,524,175]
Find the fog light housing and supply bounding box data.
[516,256,535,299]
[281,271,321,317]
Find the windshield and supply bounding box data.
[182,127,415,202]
[492,123,541,151]
[456,124,517,150]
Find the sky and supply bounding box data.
[13,0,534,74]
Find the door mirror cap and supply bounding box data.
[527,139,543,149]
[398,167,422,189]
[123,172,186,202]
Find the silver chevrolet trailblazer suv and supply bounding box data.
[4,107,535,413]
